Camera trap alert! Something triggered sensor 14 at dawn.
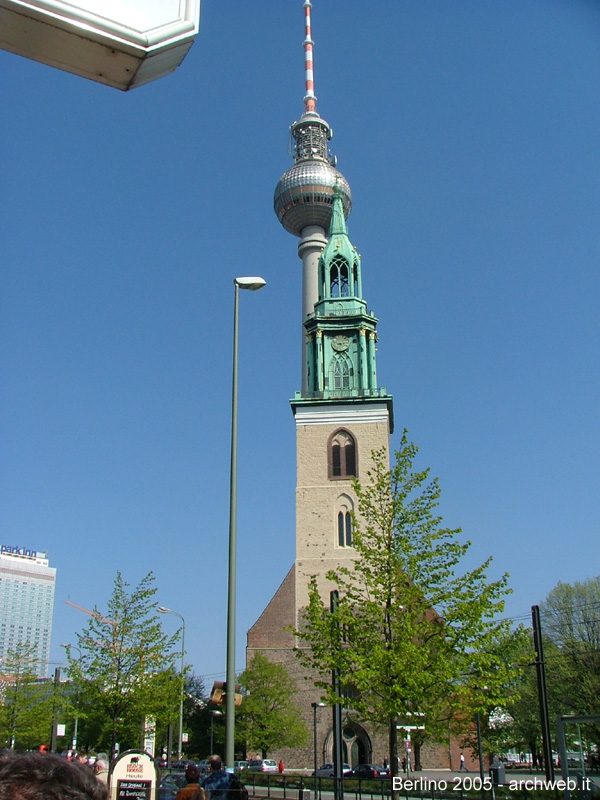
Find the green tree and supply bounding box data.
[66,572,180,754]
[178,673,211,758]
[541,577,600,715]
[461,627,537,762]
[541,577,600,750]
[295,432,517,777]
[0,643,54,750]
[238,653,308,758]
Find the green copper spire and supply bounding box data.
[317,187,364,307]
[296,187,389,403]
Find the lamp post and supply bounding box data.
[210,709,223,754]
[60,644,81,752]
[226,276,266,769]
[312,702,326,799]
[157,606,186,761]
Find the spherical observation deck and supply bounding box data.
[274,160,352,238]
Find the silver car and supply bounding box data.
[313,763,352,777]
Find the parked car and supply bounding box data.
[159,774,187,800]
[246,759,278,773]
[173,760,196,771]
[313,763,352,777]
[350,764,388,779]
[196,760,211,775]
[234,761,248,771]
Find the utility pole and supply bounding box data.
[330,591,344,800]
[50,667,61,753]
[532,605,554,782]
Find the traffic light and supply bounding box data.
[210,681,242,707]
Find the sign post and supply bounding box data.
[110,750,158,800]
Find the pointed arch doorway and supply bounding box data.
[323,719,371,767]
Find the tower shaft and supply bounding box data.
[299,226,327,394]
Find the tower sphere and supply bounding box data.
[274,159,352,238]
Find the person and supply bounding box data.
[176,766,205,800]
[459,753,468,772]
[93,757,110,785]
[75,753,89,766]
[278,760,284,774]
[0,750,108,800]
[201,756,233,800]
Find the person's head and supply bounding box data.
[93,759,109,774]
[209,756,222,773]
[0,751,108,800]
[185,766,200,784]
[75,754,88,765]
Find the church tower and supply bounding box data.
[247,0,393,766]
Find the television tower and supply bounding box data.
[274,0,353,394]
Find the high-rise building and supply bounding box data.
[0,545,56,678]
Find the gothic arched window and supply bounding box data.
[336,495,354,548]
[333,358,350,390]
[329,430,357,480]
[337,511,353,547]
[330,255,349,298]
[329,353,353,394]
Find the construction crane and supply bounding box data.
[65,599,117,627]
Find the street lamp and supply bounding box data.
[157,606,186,762]
[226,275,266,769]
[210,709,223,754]
[312,702,326,798]
[60,643,81,752]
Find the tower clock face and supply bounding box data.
[331,335,350,352]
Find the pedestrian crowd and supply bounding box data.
[0,749,109,800]
[174,756,248,800]
[0,750,249,800]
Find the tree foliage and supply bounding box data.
[65,572,180,754]
[238,653,308,758]
[540,576,600,750]
[295,432,518,774]
[181,673,219,759]
[0,643,54,750]
[541,577,600,717]
[461,627,537,761]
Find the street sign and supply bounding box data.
[0,0,201,90]
[143,717,156,758]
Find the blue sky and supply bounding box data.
[2,0,599,686]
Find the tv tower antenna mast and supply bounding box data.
[274,0,353,395]
[303,0,317,115]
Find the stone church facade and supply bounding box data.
[247,0,459,772]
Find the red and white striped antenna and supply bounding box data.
[303,0,317,114]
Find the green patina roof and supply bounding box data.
[319,187,359,275]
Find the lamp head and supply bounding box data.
[157,606,170,614]
[234,276,266,291]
